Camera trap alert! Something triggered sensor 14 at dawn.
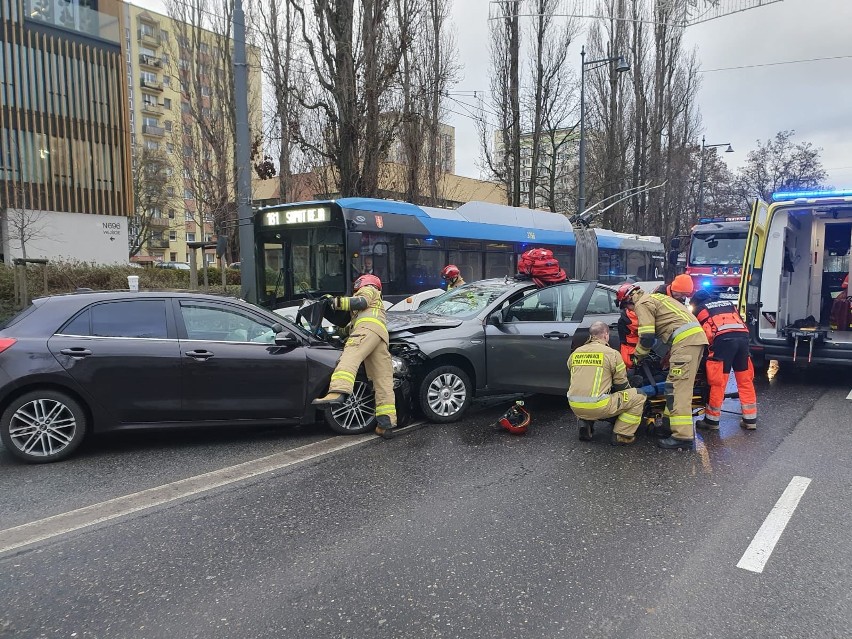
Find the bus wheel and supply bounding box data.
[419,365,471,423]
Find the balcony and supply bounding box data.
[140,101,163,115]
[148,238,170,249]
[137,29,161,47]
[149,216,171,228]
[142,124,166,137]
[140,78,163,92]
[139,54,162,69]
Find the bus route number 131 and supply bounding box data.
[264,207,330,226]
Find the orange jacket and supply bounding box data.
[693,299,748,345]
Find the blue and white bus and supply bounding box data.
[253,198,665,308]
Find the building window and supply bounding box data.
[181,101,190,113]
[170,252,177,261]
[184,188,193,199]
[161,30,169,42]
[168,208,176,219]
[201,85,211,97]
[169,230,177,241]
[187,232,196,242]
[162,76,170,86]
[145,140,160,150]
[163,98,172,109]
[183,146,192,157]
[143,116,159,127]
[201,107,211,117]
[167,186,175,196]
[164,121,172,132]
[166,143,175,154]
[140,71,157,83]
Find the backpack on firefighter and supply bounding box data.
[516,248,568,287]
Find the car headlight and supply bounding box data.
[391,356,409,377]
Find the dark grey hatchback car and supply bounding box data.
[0,292,408,463]
[388,278,622,423]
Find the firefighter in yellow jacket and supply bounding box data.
[626,276,709,450]
[567,321,647,446]
[312,274,397,439]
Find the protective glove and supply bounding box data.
[655,381,667,396]
[630,353,644,368]
[330,296,343,311]
[637,384,657,397]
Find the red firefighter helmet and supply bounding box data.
[616,283,641,308]
[441,264,461,280]
[499,401,531,435]
[353,274,382,292]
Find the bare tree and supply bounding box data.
[735,130,828,205]
[4,201,48,261]
[480,0,521,206]
[128,145,176,257]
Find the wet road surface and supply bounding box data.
[1,364,850,638]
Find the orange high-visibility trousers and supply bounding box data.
[704,334,757,426]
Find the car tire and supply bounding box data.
[419,365,472,423]
[1,390,88,463]
[323,380,377,435]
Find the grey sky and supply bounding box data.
[136,0,852,188]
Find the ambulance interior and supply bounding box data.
[759,205,852,344]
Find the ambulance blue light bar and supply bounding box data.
[772,189,852,201]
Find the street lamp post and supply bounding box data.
[696,135,734,218]
[577,46,630,217]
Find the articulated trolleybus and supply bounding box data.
[253,198,665,310]
[739,190,852,368]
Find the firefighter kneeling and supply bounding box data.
[691,289,758,430]
[567,321,647,446]
[312,274,397,439]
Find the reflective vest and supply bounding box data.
[618,308,638,346]
[694,300,748,344]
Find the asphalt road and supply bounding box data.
[1,364,850,638]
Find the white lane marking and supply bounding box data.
[0,429,413,556]
[846,388,852,400]
[737,476,812,574]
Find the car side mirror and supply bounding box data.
[272,322,284,334]
[487,310,503,327]
[274,331,299,347]
[669,237,681,250]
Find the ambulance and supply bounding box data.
[738,190,852,368]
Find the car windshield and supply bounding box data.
[416,280,512,319]
[689,232,747,266]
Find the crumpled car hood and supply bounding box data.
[387,312,463,335]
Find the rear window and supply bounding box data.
[59,300,169,339]
[0,303,39,330]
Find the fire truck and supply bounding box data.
[669,216,750,301]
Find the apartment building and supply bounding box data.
[493,128,577,212]
[0,0,133,263]
[122,3,261,266]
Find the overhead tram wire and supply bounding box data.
[701,54,852,73]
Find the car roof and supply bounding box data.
[33,290,256,308]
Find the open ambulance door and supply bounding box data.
[738,198,770,356]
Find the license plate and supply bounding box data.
[719,292,738,300]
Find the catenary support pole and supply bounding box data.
[234,0,256,303]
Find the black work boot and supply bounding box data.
[578,419,595,441]
[653,417,673,439]
[695,418,720,431]
[740,419,757,431]
[657,437,694,450]
[375,415,395,440]
[610,433,636,446]
[312,392,348,407]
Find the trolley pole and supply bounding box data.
[234,0,256,303]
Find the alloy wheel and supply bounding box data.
[8,398,77,458]
[329,381,376,432]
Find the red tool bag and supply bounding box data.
[517,248,567,287]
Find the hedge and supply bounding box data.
[0,262,242,321]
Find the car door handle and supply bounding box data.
[542,331,570,340]
[59,347,92,358]
[185,349,214,360]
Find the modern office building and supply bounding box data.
[0,0,132,263]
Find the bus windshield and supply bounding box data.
[259,226,346,301]
[689,232,747,266]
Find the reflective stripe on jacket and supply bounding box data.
[567,339,627,407]
[693,300,748,344]
[633,291,708,357]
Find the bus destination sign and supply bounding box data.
[264,207,330,226]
